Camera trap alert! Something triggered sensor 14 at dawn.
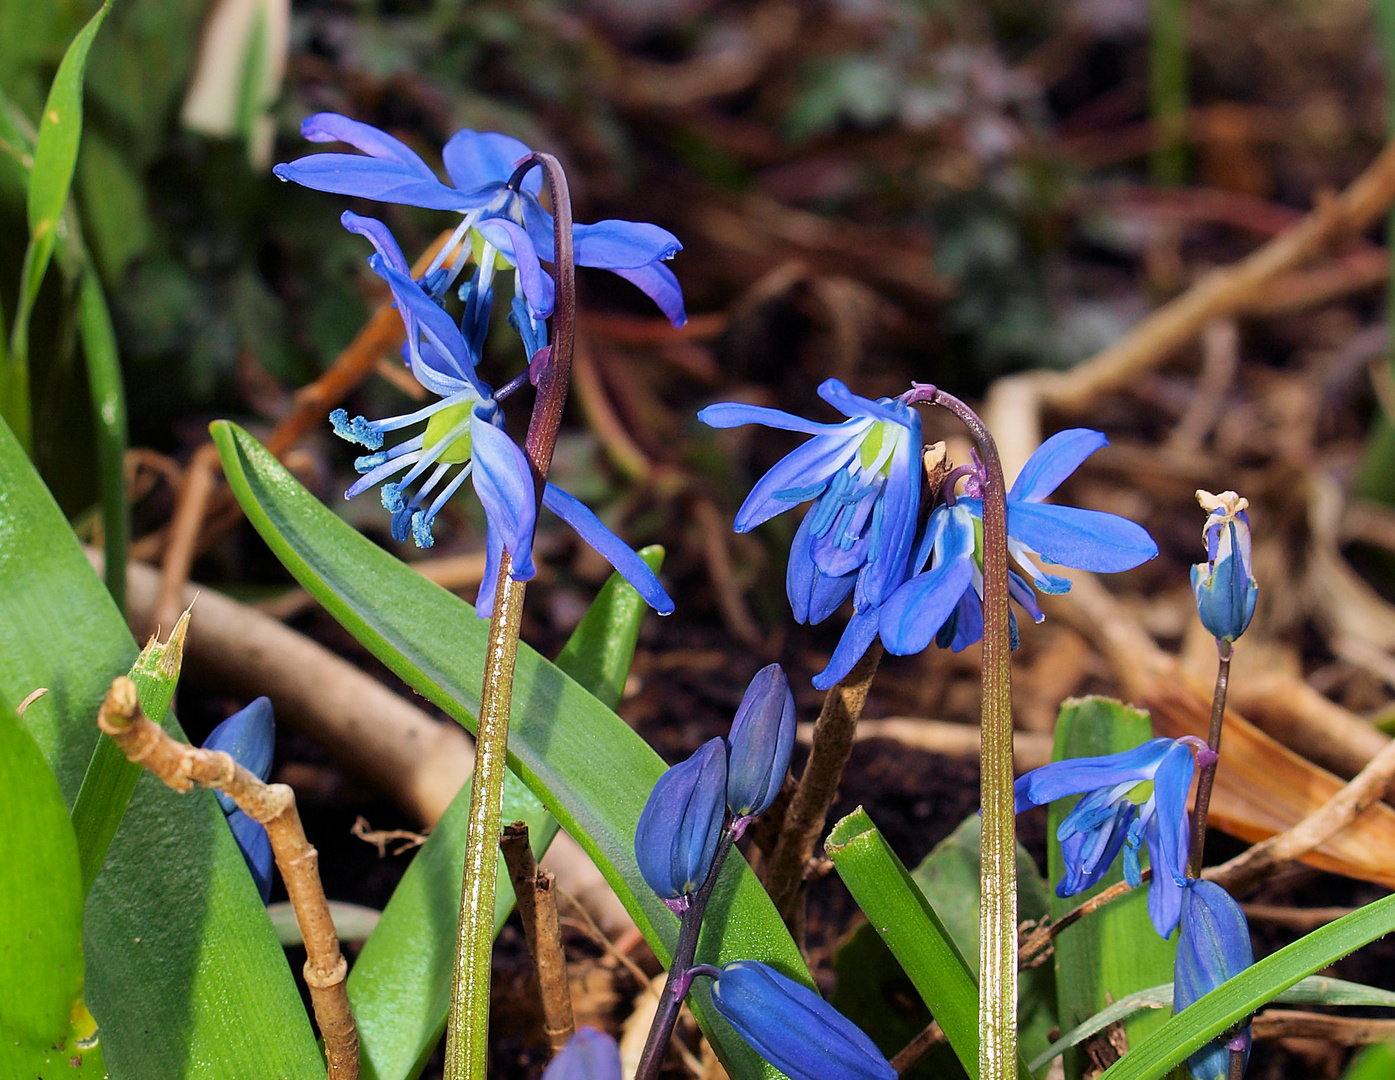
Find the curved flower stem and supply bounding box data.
[906,382,1017,1080]
[443,152,576,1080]
[634,829,737,1080]
[1188,639,1233,878]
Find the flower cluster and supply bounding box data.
[202,697,276,902]
[275,115,678,617]
[702,385,1158,688]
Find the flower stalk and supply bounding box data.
[443,152,576,1080]
[1189,640,1232,877]
[905,383,1017,1080]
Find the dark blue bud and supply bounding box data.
[1174,880,1254,1080]
[1191,491,1258,644]
[541,1027,621,1080]
[634,738,727,909]
[709,961,895,1080]
[227,807,273,902]
[726,664,796,821]
[203,697,275,816]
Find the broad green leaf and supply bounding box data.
[349,552,660,1080]
[1048,697,1176,1077]
[0,417,323,1079]
[213,421,808,1079]
[826,807,1032,1080]
[70,607,186,893]
[0,699,84,1047]
[1099,893,1395,1080]
[1344,1042,1395,1080]
[1030,976,1395,1072]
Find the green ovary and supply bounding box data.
[858,421,895,472]
[423,404,474,464]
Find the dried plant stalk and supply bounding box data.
[97,675,358,1080]
[500,821,575,1051]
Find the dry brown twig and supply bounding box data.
[351,816,428,857]
[97,675,358,1080]
[500,821,576,1052]
[796,717,1053,772]
[1251,1010,1395,1046]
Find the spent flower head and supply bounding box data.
[1191,490,1258,645]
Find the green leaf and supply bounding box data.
[0,416,323,1079]
[1031,976,1395,1072]
[1345,1042,1395,1080]
[825,807,1028,1080]
[212,420,807,1080]
[70,607,186,894]
[0,699,84,1048]
[348,551,661,1080]
[1048,697,1176,1077]
[1099,893,1395,1080]
[910,814,1059,1072]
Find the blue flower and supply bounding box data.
[203,698,276,902]
[699,379,923,683]
[634,738,727,914]
[542,1028,621,1080]
[274,113,686,326]
[1014,737,1212,939]
[725,664,796,829]
[707,961,896,1080]
[1191,490,1258,644]
[1174,880,1254,1080]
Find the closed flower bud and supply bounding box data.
[1174,880,1254,1080]
[709,961,896,1080]
[634,738,727,912]
[725,664,796,823]
[202,698,275,901]
[542,1027,621,1080]
[1191,490,1258,644]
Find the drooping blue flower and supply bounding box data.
[725,664,796,829]
[634,738,727,914]
[1174,880,1254,1080]
[274,113,687,326]
[1191,490,1258,644]
[203,698,276,902]
[707,961,896,1080]
[542,1027,621,1080]
[1014,737,1212,939]
[327,216,673,617]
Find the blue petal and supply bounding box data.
[1056,804,1133,897]
[340,211,411,273]
[698,401,854,438]
[787,508,855,624]
[368,254,483,393]
[733,430,865,533]
[726,664,797,819]
[1004,501,1159,574]
[609,262,688,327]
[878,556,976,657]
[710,961,896,1080]
[203,697,275,815]
[475,521,506,620]
[476,218,556,318]
[273,156,470,211]
[227,808,273,903]
[1009,429,1108,503]
[812,606,882,691]
[573,220,682,270]
[817,379,917,428]
[937,587,984,652]
[300,113,435,170]
[633,738,727,899]
[441,129,538,195]
[541,484,675,614]
[1174,880,1253,1011]
[1143,813,1186,939]
[1150,742,1196,889]
[855,411,922,608]
[1013,739,1176,812]
[541,1028,622,1080]
[470,410,537,581]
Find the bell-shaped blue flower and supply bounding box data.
[542,1027,621,1080]
[1174,880,1254,1080]
[634,738,727,913]
[274,114,686,325]
[1191,490,1258,644]
[725,664,796,828]
[203,698,276,902]
[708,961,896,1080]
[1014,737,1210,939]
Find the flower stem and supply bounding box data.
[1188,639,1233,878]
[906,383,1017,1080]
[1228,1046,1246,1080]
[443,152,577,1080]
[634,828,737,1080]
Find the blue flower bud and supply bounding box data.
[725,664,796,823]
[709,961,895,1080]
[1174,880,1254,1080]
[203,697,275,815]
[634,738,727,911]
[227,807,274,902]
[542,1027,621,1080]
[1191,490,1258,644]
